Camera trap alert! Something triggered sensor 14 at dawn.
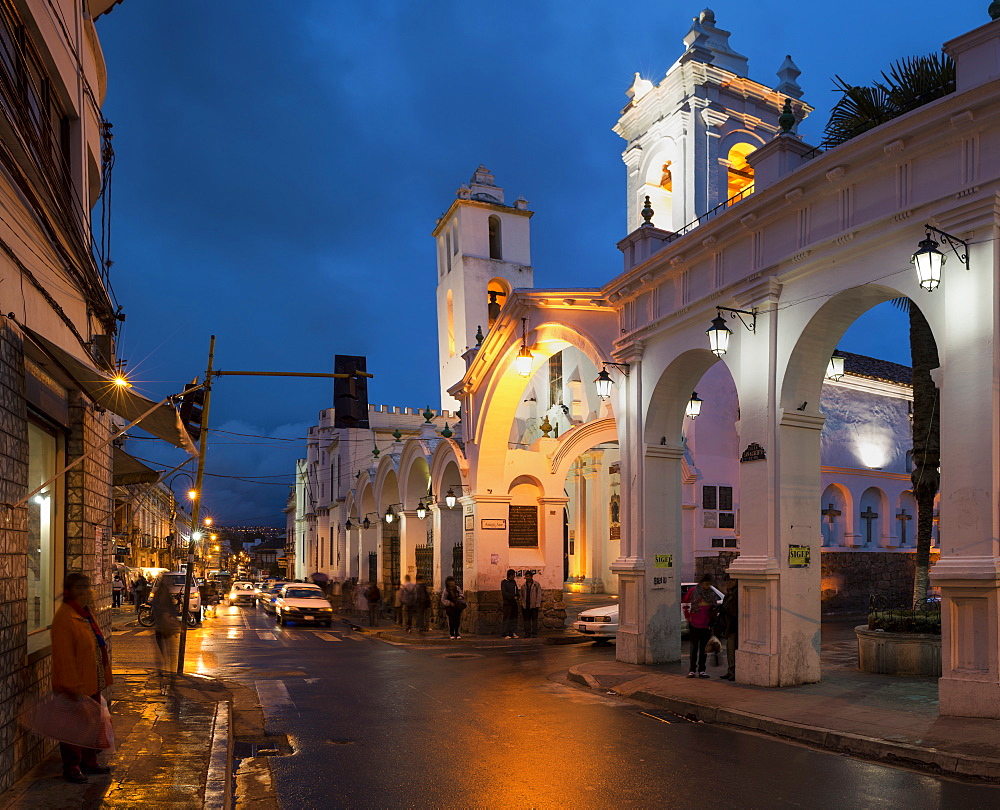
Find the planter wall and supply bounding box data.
[855,626,942,677]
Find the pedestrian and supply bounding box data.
[399,574,417,632]
[111,574,124,608]
[50,572,113,784]
[718,576,739,681]
[413,574,430,632]
[500,568,520,638]
[341,578,354,614]
[440,575,466,639]
[150,576,180,672]
[519,571,542,638]
[682,573,718,678]
[132,576,150,610]
[364,581,381,627]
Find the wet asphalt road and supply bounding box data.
[112,605,1000,809]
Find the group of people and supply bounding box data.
[683,573,739,680]
[500,569,543,638]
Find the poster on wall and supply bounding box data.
[508,505,539,548]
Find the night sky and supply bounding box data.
[94,1,983,525]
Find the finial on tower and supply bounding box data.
[640,196,655,228]
[776,55,803,99]
[476,325,484,345]
[778,99,797,134]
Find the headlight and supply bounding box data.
[596,616,611,622]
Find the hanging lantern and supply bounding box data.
[345,517,353,530]
[706,313,732,356]
[594,368,613,399]
[363,516,371,530]
[826,353,845,381]
[384,505,395,524]
[686,391,703,419]
[912,234,944,291]
[513,317,532,377]
[416,500,427,520]
[445,487,457,509]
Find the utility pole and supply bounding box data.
[178,335,215,674]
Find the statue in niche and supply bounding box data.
[660,161,673,192]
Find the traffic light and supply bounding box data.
[178,382,205,442]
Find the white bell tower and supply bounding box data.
[434,165,534,411]
[615,8,812,233]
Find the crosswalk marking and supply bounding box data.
[136,629,154,636]
[317,633,342,642]
[257,630,278,641]
[342,634,363,641]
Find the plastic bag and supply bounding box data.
[705,634,722,654]
[22,693,112,749]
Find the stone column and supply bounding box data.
[583,452,605,592]
[930,201,1000,717]
[399,510,420,581]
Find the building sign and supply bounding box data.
[740,442,767,463]
[788,545,810,567]
[464,514,474,531]
[654,554,673,569]
[481,518,506,530]
[465,532,475,566]
[651,575,670,589]
[508,505,539,548]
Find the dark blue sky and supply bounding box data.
[95,1,981,525]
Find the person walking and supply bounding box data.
[519,571,542,638]
[364,581,381,627]
[441,576,466,638]
[341,578,355,614]
[111,575,124,608]
[413,574,430,632]
[682,574,718,678]
[150,577,180,672]
[50,573,113,784]
[718,576,739,681]
[500,569,520,639]
[132,576,150,610]
[399,574,417,632]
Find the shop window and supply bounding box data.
[27,420,57,646]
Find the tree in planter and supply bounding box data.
[824,55,950,609]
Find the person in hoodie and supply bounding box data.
[682,573,718,678]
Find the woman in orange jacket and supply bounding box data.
[50,572,113,783]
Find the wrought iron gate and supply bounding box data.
[415,544,433,586]
[382,521,401,594]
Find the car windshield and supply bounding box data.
[165,575,186,587]
[284,588,324,599]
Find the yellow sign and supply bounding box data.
[654,554,673,569]
[788,545,810,567]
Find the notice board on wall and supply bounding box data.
[508,505,539,548]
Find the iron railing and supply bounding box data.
[867,592,941,634]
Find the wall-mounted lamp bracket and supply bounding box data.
[717,306,757,333]
[924,224,969,267]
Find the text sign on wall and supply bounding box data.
[654,554,673,568]
[788,545,811,567]
[508,505,539,548]
[465,532,475,567]
[481,519,506,530]
[740,442,767,463]
[651,575,669,589]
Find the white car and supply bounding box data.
[153,571,202,618]
[571,582,726,641]
[275,583,334,627]
[229,581,256,605]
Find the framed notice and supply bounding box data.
[464,514,474,531]
[508,505,539,548]
[481,519,506,530]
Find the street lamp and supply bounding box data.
[593,362,630,400]
[445,487,457,509]
[685,391,703,419]
[384,504,395,524]
[911,225,968,292]
[826,352,845,381]
[514,317,533,377]
[706,307,756,357]
[416,499,428,520]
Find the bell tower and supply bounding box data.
[434,165,534,411]
[615,8,812,233]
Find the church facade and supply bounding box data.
[294,7,1000,717]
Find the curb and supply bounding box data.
[204,700,233,809]
[566,667,1000,782]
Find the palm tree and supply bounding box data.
[824,53,955,146]
[824,55,951,607]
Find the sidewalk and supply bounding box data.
[567,653,1000,781]
[341,614,591,647]
[2,669,232,809]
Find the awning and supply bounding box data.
[22,327,197,454]
[113,447,162,486]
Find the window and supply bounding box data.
[548,351,563,409]
[719,513,735,529]
[702,486,717,510]
[726,143,756,200]
[719,486,733,511]
[488,216,502,260]
[28,421,57,642]
[446,289,455,357]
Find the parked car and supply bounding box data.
[259,583,286,614]
[228,581,256,605]
[153,571,202,619]
[571,582,726,642]
[275,584,334,627]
